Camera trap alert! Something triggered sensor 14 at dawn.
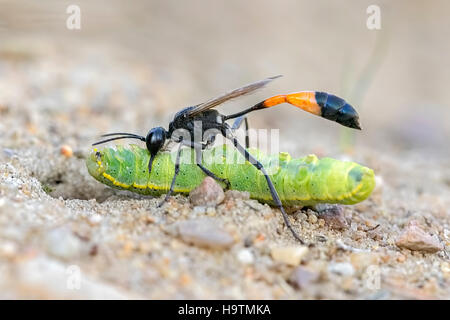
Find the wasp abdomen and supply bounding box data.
[315,92,361,129]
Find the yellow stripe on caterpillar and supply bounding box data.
[102,172,130,188]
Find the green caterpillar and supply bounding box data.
[86,144,375,206]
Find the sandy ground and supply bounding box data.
[0,1,449,299]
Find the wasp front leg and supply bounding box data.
[157,143,183,208]
[181,140,231,189]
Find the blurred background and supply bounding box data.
[1,0,449,158]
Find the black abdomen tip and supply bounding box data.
[315,92,361,130]
[337,103,361,129]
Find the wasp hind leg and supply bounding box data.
[231,115,250,149]
[197,164,231,189]
[224,128,304,244]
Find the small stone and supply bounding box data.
[0,241,17,258]
[350,252,379,271]
[328,262,355,276]
[305,260,328,274]
[88,214,102,225]
[144,216,155,224]
[3,148,15,158]
[189,177,225,207]
[60,145,73,158]
[367,226,383,241]
[178,273,192,286]
[193,206,206,215]
[243,236,253,247]
[44,226,82,260]
[397,254,406,263]
[237,248,254,265]
[373,175,384,196]
[395,221,443,253]
[254,233,265,243]
[176,218,234,249]
[270,246,309,266]
[289,266,319,289]
[316,205,348,230]
[352,231,366,241]
[206,207,216,216]
[224,190,250,201]
[441,262,450,280]
[341,277,356,291]
[299,213,308,221]
[308,214,318,224]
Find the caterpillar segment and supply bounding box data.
[87,145,375,206]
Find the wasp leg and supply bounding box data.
[201,134,216,150]
[224,128,304,244]
[231,115,250,149]
[157,143,183,208]
[181,140,231,189]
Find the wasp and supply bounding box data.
[93,76,361,243]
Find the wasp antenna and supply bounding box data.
[92,135,145,146]
[100,132,144,138]
[269,75,283,80]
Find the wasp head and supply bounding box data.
[145,127,168,173]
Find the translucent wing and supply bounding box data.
[186,75,282,117]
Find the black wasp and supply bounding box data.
[93,75,361,243]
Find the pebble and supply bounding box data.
[176,218,234,249]
[395,221,443,253]
[441,262,450,280]
[367,226,383,241]
[0,241,18,258]
[206,207,216,216]
[44,226,82,260]
[3,148,15,158]
[189,177,225,207]
[341,277,356,291]
[236,248,254,265]
[289,266,319,289]
[352,231,366,241]
[349,252,379,271]
[316,205,348,230]
[308,214,318,224]
[88,214,102,225]
[224,190,250,201]
[270,246,309,266]
[335,240,363,253]
[193,206,206,215]
[328,262,355,276]
[60,145,73,158]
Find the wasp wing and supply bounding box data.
[186,75,282,117]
